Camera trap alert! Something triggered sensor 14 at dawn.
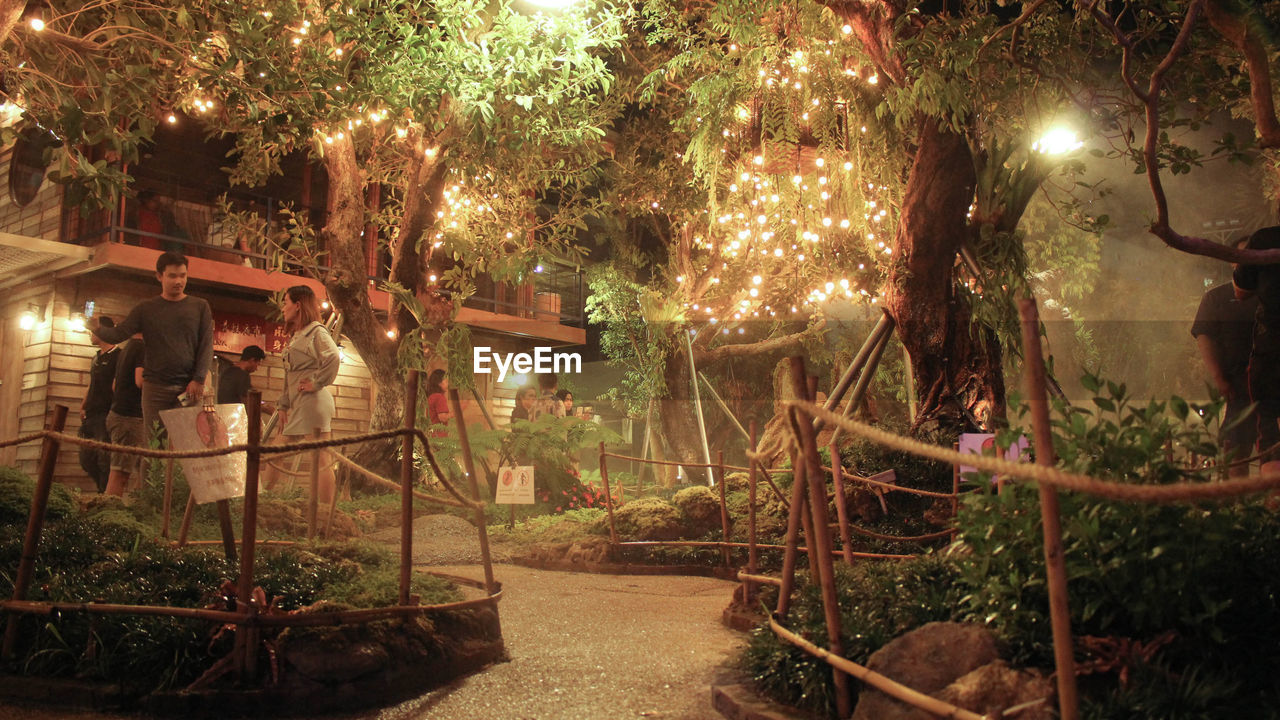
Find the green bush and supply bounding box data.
[743,555,960,715]
[607,497,684,540]
[672,485,721,534]
[0,465,76,524]
[955,375,1280,716]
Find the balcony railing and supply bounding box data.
[69,194,585,327]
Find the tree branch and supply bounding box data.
[693,320,823,366]
[1203,0,1280,149]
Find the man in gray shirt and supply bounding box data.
[92,251,214,440]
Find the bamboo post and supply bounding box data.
[950,443,961,543]
[215,501,237,563]
[3,405,68,661]
[683,331,716,486]
[902,342,917,421]
[775,447,811,620]
[236,389,264,680]
[747,421,760,603]
[307,427,321,539]
[814,310,894,432]
[598,442,620,545]
[789,357,852,719]
[177,495,196,547]
[400,371,419,606]
[449,388,497,596]
[697,372,751,444]
[161,458,175,538]
[716,451,731,567]
[1018,297,1080,720]
[830,442,854,565]
[830,327,892,445]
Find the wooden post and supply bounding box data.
[161,458,175,538]
[598,442,619,545]
[1018,298,1080,720]
[683,331,716,486]
[775,448,810,620]
[400,371,419,606]
[215,501,237,563]
[450,388,497,596]
[830,327,892,445]
[950,443,961,543]
[789,357,852,719]
[307,427,321,539]
[236,390,264,680]
[3,405,68,660]
[177,495,196,547]
[747,421,760,603]
[814,310,894,432]
[830,442,854,565]
[716,451,731,567]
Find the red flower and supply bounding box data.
[555,506,563,512]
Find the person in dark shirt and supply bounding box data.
[104,336,145,497]
[79,317,119,492]
[1193,238,1260,476]
[217,345,266,405]
[92,251,214,440]
[510,386,537,424]
[1232,225,1280,475]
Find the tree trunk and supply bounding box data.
[321,136,405,480]
[659,350,709,483]
[884,120,1005,433]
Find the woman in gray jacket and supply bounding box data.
[277,285,340,505]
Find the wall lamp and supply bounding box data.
[18,303,44,331]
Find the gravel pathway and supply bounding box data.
[0,516,746,719]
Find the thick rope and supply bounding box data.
[331,451,472,509]
[790,401,1280,504]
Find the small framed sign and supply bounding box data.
[495,465,535,505]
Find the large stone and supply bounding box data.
[851,622,999,720]
[937,660,1055,720]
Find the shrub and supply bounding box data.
[672,485,721,534]
[0,465,76,524]
[955,375,1280,716]
[607,497,684,540]
[743,555,960,715]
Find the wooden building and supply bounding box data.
[0,122,585,491]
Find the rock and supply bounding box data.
[936,660,1055,719]
[851,622,999,720]
[566,536,612,564]
[285,640,389,683]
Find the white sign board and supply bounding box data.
[160,404,248,504]
[495,465,535,505]
[957,433,1029,480]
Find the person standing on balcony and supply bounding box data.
[92,251,215,441]
[276,285,341,507]
[79,316,119,493]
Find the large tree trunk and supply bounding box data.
[321,136,405,479]
[884,120,1004,432]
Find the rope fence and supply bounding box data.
[0,374,503,694]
